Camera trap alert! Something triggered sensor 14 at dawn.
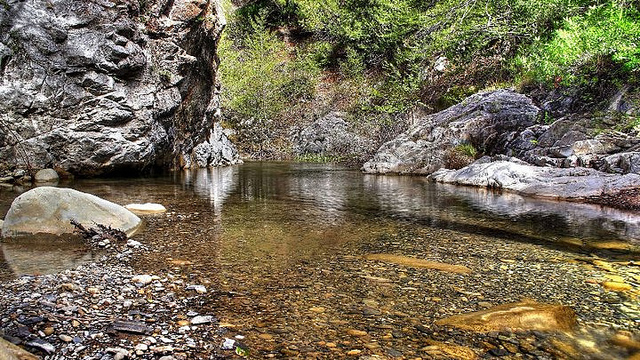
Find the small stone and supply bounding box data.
[72,320,80,327]
[191,315,214,325]
[309,307,325,313]
[132,275,153,285]
[347,349,362,356]
[26,339,55,354]
[186,285,206,294]
[87,287,99,295]
[135,343,148,351]
[258,334,273,340]
[43,327,54,336]
[34,169,59,183]
[221,338,236,350]
[59,335,73,342]
[177,320,190,327]
[346,329,368,336]
[127,239,142,247]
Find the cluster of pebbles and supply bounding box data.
[0,241,237,359]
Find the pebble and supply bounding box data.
[190,315,214,325]
[186,284,207,294]
[132,274,153,285]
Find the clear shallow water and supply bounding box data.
[0,161,639,278]
[1,162,639,358]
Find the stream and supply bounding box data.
[0,161,639,359]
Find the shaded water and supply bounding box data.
[0,162,639,358]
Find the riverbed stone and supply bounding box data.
[435,300,577,332]
[125,203,167,215]
[34,169,59,183]
[1,187,141,237]
[364,254,472,274]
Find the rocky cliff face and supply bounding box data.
[0,0,240,176]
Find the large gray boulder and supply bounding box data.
[430,156,640,209]
[362,90,539,174]
[0,0,239,176]
[2,187,141,237]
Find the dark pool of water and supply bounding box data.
[0,161,639,278]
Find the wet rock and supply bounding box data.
[2,187,141,237]
[34,169,59,183]
[186,284,207,294]
[132,275,153,285]
[190,316,214,325]
[364,253,472,274]
[111,321,151,335]
[25,339,55,354]
[125,203,167,215]
[430,157,640,209]
[436,300,577,332]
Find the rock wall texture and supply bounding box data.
[0,0,240,176]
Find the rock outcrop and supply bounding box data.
[430,156,640,209]
[0,0,240,176]
[293,112,375,161]
[2,186,141,237]
[363,89,640,208]
[362,90,539,174]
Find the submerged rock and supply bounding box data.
[364,253,472,274]
[2,187,141,237]
[436,300,577,332]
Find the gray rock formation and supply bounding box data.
[0,0,239,176]
[362,90,539,174]
[186,122,242,168]
[430,156,640,208]
[293,112,375,161]
[2,186,141,237]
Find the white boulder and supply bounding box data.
[2,187,141,237]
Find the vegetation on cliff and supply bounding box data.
[219,0,640,159]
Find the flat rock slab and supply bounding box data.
[430,157,640,208]
[364,254,472,274]
[111,321,151,334]
[125,203,167,215]
[2,187,141,237]
[436,300,577,332]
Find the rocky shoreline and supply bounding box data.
[0,240,235,359]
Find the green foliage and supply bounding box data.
[220,0,640,158]
[515,1,640,84]
[218,9,319,156]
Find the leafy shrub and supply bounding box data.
[515,1,640,84]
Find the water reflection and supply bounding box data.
[2,162,640,279]
[0,235,101,279]
[181,166,238,215]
